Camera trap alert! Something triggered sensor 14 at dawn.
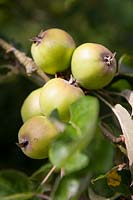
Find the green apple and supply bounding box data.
[17,116,59,159]
[31,28,76,74]
[21,88,42,122]
[40,78,84,122]
[71,43,117,90]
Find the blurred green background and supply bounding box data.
[0,0,133,174]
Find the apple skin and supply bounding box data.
[71,43,117,90]
[31,28,76,75]
[40,78,84,122]
[18,116,59,159]
[21,88,42,122]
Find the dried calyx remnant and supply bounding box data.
[30,30,44,45]
[103,52,116,66]
[16,140,29,148]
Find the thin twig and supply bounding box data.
[60,168,65,178]
[99,122,127,155]
[99,122,123,144]
[0,38,50,82]
[41,166,56,185]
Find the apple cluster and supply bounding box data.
[17,28,117,159]
[18,78,84,159]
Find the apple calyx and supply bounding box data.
[16,140,28,148]
[68,75,78,87]
[103,52,116,66]
[30,30,44,46]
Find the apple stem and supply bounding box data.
[16,140,29,148]
[41,165,56,185]
[60,168,65,177]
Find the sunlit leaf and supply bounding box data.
[64,151,89,173]
[112,104,133,178]
[49,96,99,171]
[53,175,80,200]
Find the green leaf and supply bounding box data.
[70,95,99,139]
[118,54,133,77]
[1,192,35,200]
[30,163,52,182]
[120,89,133,116]
[49,96,99,171]
[91,176,114,198]
[0,170,32,198]
[109,79,131,92]
[91,166,133,198]
[49,126,76,168]
[112,104,133,178]
[91,174,106,184]
[30,163,53,193]
[88,128,114,174]
[64,151,89,173]
[53,175,80,200]
[88,188,119,200]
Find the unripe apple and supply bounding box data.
[31,28,76,74]
[71,43,117,90]
[40,78,84,122]
[17,116,59,159]
[21,88,42,122]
